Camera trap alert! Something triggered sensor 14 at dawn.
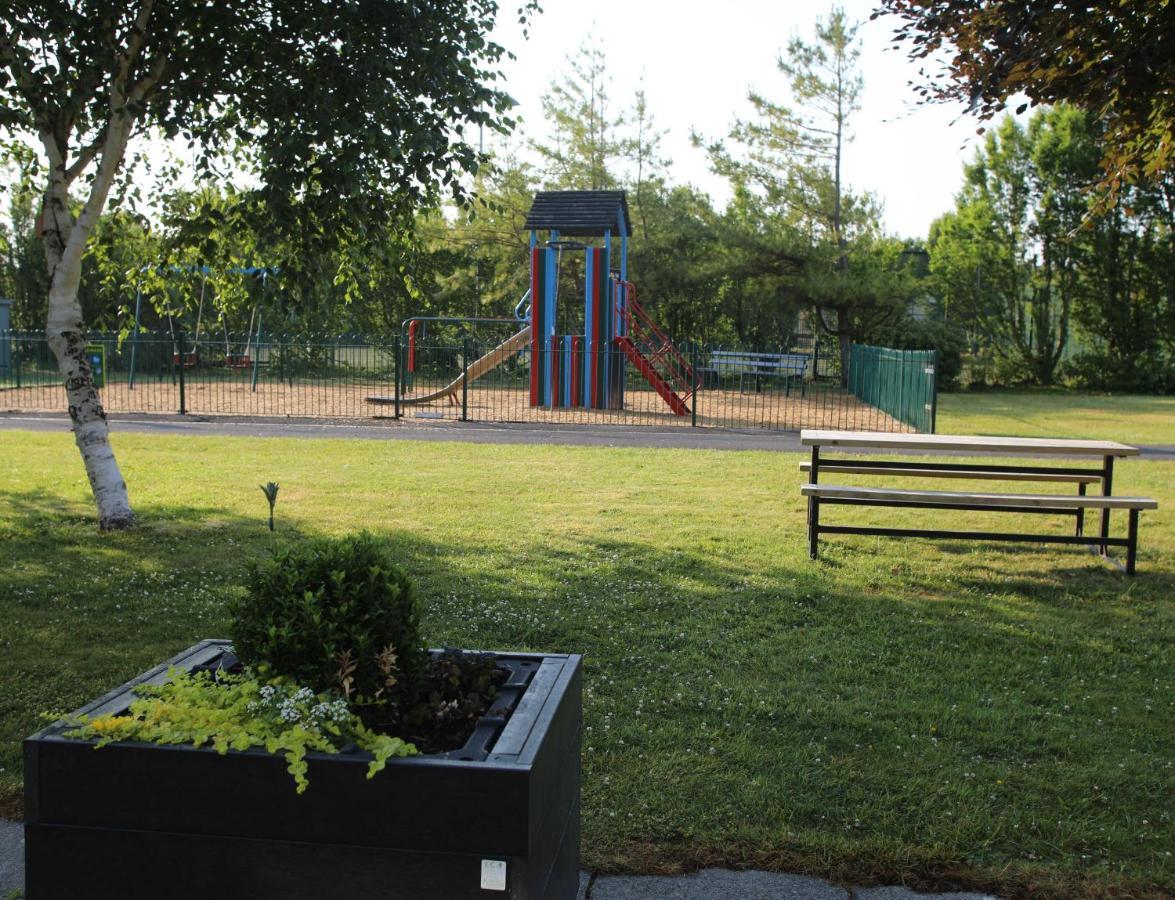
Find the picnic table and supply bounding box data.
[799,430,1157,575]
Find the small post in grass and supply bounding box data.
[260,481,280,531]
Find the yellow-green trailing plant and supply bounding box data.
[64,668,416,793]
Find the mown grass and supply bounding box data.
[937,389,1175,446]
[0,428,1171,899]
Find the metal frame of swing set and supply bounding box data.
[127,266,276,390]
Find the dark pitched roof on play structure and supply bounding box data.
[524,190,632,237]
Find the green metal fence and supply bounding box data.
[847,344,938,433]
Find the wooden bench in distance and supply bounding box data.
[801,483,1158,575]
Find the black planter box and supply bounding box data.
[25,640,582,899]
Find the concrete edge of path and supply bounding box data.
[2,819,999,899]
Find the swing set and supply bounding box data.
[128,266,275,386]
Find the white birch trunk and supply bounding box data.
[40,102,138,530]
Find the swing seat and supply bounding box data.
[173,352,199,366]
[225,354,252,369]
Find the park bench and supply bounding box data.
[799,429,1157,575]
[704,350,808,396]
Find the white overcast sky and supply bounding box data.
[488,0,992,240]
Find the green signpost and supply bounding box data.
[85,343,106,389]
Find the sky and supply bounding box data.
[487,0,991,240]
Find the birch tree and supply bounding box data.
[0,0,532,529]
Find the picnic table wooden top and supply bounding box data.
[799,430,1141,457]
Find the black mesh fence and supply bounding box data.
[1,331,929,433]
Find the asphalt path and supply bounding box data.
[2,412,1174,458]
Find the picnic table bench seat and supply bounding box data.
[799,461,1103,483]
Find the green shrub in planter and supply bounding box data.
[230,532,427,713]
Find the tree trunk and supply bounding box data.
[46,326,133,530]
[836,307,852,386]
[40,123,136,530]
[43,212,134,530]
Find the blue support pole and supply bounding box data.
[543,246,557,407]
[603,229,613,407]
[618,211,628,282]
[584,250,595,408]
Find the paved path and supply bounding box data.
[3,412,1174,458]
[0,818,994,899]
[0,820,22,898]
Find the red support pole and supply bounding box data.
[529,248,542,407]
[570,336,581,408]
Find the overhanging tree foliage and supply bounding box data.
[0,0,534,529]
[874,0,1175,207]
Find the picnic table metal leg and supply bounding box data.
[1126,508,1139,576]
[1099,455,1114,555]
[807,447,820,559]
[1075,482,1086,537]
[809,498,820,559]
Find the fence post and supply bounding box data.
[250,331,262,392]
[177,326,187,415]
[897,349,907,429]
[128,328,138,390]
[461,336,470,422]
[394,335,402,420]
[928,350,939,434]
[690,341,698,428]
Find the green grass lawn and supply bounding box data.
[1,429,1171,899]
[937,389,1175,446]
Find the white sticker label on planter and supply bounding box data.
[480,859,507,891]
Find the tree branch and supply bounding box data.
[64,127,108,184]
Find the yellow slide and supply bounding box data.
[367,326,531,406]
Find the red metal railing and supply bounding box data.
[616,280,695,403]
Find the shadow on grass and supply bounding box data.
[1,488,1170,899]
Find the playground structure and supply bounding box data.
[1,192,938,432]
[373,191,696,416]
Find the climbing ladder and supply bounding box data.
[615,282,694,416]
